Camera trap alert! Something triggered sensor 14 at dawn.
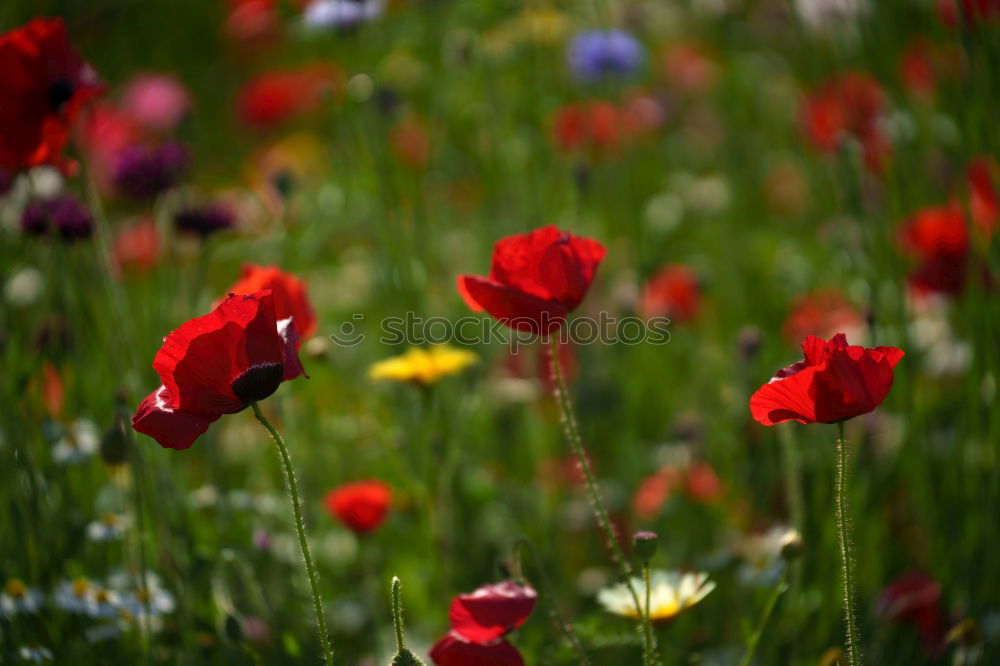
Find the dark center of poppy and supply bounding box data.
[48,79,75,112]
[231,362,284,404]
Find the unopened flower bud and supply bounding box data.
[633,531,659,562]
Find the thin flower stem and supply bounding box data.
[738,568,788,666]
[251,402,334,666]
[836,421,861,666]
[391,577,406,653]
[547,337,660,666]
[642,562,655,661]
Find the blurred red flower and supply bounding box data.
[120,73,191,133]
[900,42,936,100]
[429,632,524,666]
[225,264,317,338]
[132,291,307,450]
[876,571,948,657]
[323,480,392,533]
[0,18,103,172]
[430,580,536,666]
[898,203,969,295]
[801,72,889,172]
[686,461,723,503]
[552,101,623,154]
[661,44,717,94]
[967,156,998,239]
[457,225,606,334]
[639,264,701,323]
[937,0,1000,27]
[389,115,431,170]
[750,333,903,426]
[237,64,342,129]
[632,466,682,519]
[113,218,160,276]
[782,288,865,345]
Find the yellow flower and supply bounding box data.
[515,8,570,45]
[369,346,477,386]
[597,570,715,621]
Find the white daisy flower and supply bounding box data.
[86,513,131,542]
[597,570,715,621]
[17,645,54,663]
[1,579,43,617]
[52,419,99,464]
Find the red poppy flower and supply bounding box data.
[937,0,1000,27]
[685,461,723,503]
[132,291,306,450]
[968,157,998,239]
[429,632,524,666]
[750,333,904,426]
[900,42,936,100]
[389,115,431,170]
[113,218,160,276]
[225,264,317,338]
[552,101,623,154]
[457,225,605,334]
[801,72,889,172]
[429,580,536,666]
[782,288,865,345]
[323,480,392,533]
[449,581,537,643]
[236,64,342,130]
[639,264,701,322]
[898,203,969,295]
[876,571,948,657]
[0,18,104,172]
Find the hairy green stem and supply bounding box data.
[252,403,334,665]
[836,421,861,665]
[547,337,659,665]
[391,577,406,652]
[642,562,655,661]
[738,568,788,666]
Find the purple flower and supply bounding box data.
[112,141,189,200]
[20,194,93,241]
[567,30,644,82]
[174,203,234,237]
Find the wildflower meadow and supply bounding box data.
[1,1,998,664]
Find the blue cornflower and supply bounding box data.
[567,29,644,82]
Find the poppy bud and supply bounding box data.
[633,531,659,562]
[779,531,804,561]
[99,419,130,467]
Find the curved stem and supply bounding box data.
[513,537,591,665]
[547,338,659,666]
[738,568,788,666]
[252,402,334,665]
[835,421,861,666]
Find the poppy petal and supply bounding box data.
[459,275,567,334]
[448,581,537,643]
[429,632,524,666]
[132,385,220,450]
[749,362,821,425]
[278,316,308,381]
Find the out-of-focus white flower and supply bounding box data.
[795,0,868,30]
[54,577,121,618]
[52,419,99,464]
[909,295,971,377]
[1,579,43,617]
[189,484,220,509]
[86,513,131,542]
[17,645,54,663]
[4,267,44,307]
[686,174,731,215]
[597,570,715,621]
[302,0,384,31]
[732,526,801,586]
